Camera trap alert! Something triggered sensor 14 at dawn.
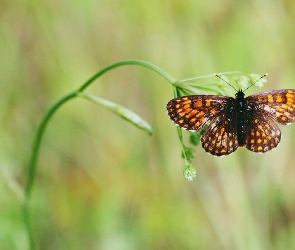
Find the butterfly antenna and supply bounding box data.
[214,73,238,92]
[244,73,268,92]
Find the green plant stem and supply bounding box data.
[79,60,176,91]
[23,60,176,249]
[179,71,242,82]
[23,91,77,249]
[26,60,174,198]
[25,91,77,198]
[23,199,36,250]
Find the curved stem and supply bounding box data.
[24,91,77,249]
[24,60,176,249]
[25,91,77,198]
[180,71,242,83]
[26,60,174,199]
[79,60,176,91]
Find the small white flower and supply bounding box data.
[183,164,197,181]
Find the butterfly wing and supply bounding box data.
[246,89,295,124]
[201,110,239,156]
[166,95,233,131]
[243,90,295,153]
[244,110,281,153]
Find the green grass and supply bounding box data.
[1,0,295,249]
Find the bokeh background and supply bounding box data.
[1,0,295,249]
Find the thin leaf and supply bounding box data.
[78,92,154,135]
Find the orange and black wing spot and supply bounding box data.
[201,111,239,156]
[245,111,281,153]
[246,89,295,125]
[166,95,232,131]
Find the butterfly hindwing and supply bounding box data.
[244,110,281,153]
[201,110,239,156]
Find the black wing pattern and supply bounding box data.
[246,89,295,124]
[166,95,233,131]
[201,110,239,156]
[244,110,281,153]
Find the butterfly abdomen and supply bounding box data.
[235,90,247,146]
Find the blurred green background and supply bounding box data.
[1,0,295,249]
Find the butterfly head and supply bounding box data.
[235,89,245,98]
[214,73,268,97]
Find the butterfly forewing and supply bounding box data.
[166,95,232,131]
[201,111,239,156]
[246,90,295,124]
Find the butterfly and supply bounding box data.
[166,74,295,156]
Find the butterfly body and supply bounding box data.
[167,89,295,156]
[235,90,247,146]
